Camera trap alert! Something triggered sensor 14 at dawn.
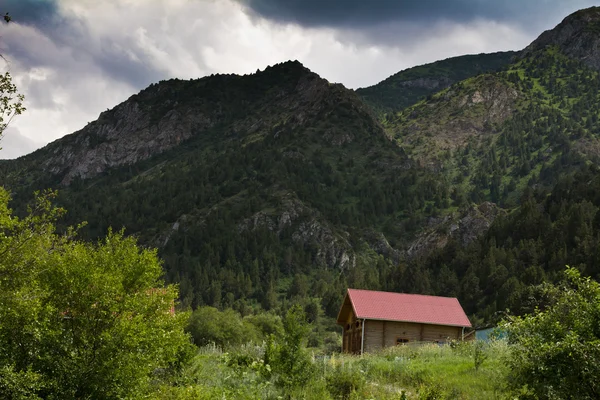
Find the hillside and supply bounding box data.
[356,51,515,115]
[0,60,442,317]
[377,6,600,322]
[4,7,600,328]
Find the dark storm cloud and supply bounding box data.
[92,38,167,89]
[3,0,165,89]
[3,0,61,27]
[240,0,595,31]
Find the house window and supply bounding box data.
[396,338,409,345]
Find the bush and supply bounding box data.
[504,267,600,399]
[244,312,283,337]
[326,365,365,400]
[0,366,44,400]
[473,341,488,372]
[266,305,315,392]
[0,189,191,399]
[418,384,453,400]
[187,307,261,348]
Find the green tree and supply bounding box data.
[504,267,600,399]
[266,305,314,395]
[1,13,25,138]
[0,188,191,399]
[0,71,24,136]
[186,306,262,348]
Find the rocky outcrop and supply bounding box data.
[522,7,600,71]
[397,74,520,158]
[362,230,402,265]
[291,219,355,270]
[237,196,355,270]
[42,101,218,184]
[31,60,387,185]
[399,77,453,90]
[407,202,504,259]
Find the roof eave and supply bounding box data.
[336,289,364,325]
[355,316,472,328]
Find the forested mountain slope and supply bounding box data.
[0,60,443,316]
[4,7,600,327]
[377,6,600,323]
[356,51,515,115]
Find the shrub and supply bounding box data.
[187,307,261,348]
[504,267,600,399]
[326,365,366,400]
[473,341,488,372]
[266,305,315,392]
[0,366,44,400]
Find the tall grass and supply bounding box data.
[154,340,512,399]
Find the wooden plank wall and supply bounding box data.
[364,320,463,352]
[341,309,364,354]
[422,324,462,342]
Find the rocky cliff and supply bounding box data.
[523,7,600,71]
[28,61,386,185]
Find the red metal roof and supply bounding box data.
[346,289,471,327]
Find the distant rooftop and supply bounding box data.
[338,288,471,328]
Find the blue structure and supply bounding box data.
[476,327,506,341]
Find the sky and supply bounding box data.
[0,0,597,158]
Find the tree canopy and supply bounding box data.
[0,188,192,399]
[504,267,600,399]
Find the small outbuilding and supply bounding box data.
[336,289,472,354]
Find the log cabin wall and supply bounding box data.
[341,311,363,354]
[421,323,462,342]
[363,320,463,353]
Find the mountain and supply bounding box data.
[521,6,600,70]
[4,7,600,326]
[1,60,440,315]
[376,6,600,321]
[355,51,516,115]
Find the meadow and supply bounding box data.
[154,339,511,400]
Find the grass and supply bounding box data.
[153,340,512,399]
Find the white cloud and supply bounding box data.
[2,0,536,158]
[0,127,41,159]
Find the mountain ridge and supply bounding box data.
[356,51,516,115]
[522,6,600,70]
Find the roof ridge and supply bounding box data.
[347,288,459,301]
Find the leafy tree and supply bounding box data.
[1,15,25,137]
[0,71,25,137]
[266,305,314,394]
[0,188,191,399]
[504,267,600,399]
[186,306,265,347]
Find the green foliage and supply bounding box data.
[166,340,511,399]
[267,305,315,392]
[325,365,366,400]
[472,341,488,372]
[0,366,43,400]
[0,71,25,136]
[504,267,600,399]
[188,307,247,347]
[0,187,191,399]
[186,306,282,348]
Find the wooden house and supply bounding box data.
[336,289,472,354]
